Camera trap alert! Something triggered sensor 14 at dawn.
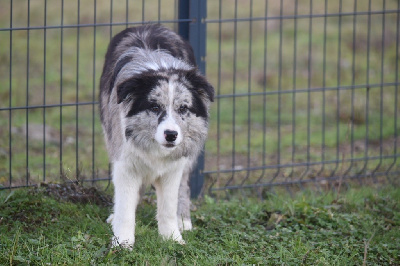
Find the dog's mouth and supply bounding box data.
[163,143,176,148]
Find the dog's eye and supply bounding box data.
[150,104,160,113]
[178,105,188,114]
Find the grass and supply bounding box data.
[1,184,399,264]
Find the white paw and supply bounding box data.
[178,218,193,232]
[169,233,185,245]
[176,238,186,245]
[159,228,185,244]
[111,235,134,250]
[110,216,135,249]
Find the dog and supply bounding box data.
[99,24,214,248]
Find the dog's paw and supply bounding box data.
[178,218,193,232]
[169,234,186,245]
[111,236,134,250]
[159,229,185,245]
[177,238,186,245]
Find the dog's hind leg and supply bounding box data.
[154,169,185,244]
[177,166,193,232]
[110,160,142,249]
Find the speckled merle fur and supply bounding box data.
[99,24,214,248]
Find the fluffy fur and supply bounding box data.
[99,24,214,248]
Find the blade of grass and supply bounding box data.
[9,226,20,266]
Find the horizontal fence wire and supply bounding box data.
[0,20,193,32]
[0,0,399,197]
[204,9,400,23]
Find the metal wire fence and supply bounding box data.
[0,1,399,196]
[0,0,183,189]
[204,0,400,197]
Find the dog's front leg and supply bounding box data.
[177,166,193,232]
[154,171,185,244]
[110,160,142,249]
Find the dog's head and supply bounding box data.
[114,49,214,157]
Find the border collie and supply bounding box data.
[99,24,214,248]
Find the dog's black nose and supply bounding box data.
[164,130,178,142]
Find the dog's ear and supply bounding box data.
[110,56,133,98]
[185,69,215,102]
[117,78,135,104]
[117,73,164,104]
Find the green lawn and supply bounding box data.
[1,184,399,264]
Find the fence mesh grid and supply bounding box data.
[0,1,399,194]
[204,0,399,196]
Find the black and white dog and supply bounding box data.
[99,24,214,248]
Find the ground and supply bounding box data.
[0,182,399,264]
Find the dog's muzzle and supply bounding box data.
[155,115,182,148]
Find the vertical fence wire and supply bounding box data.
[75,0,81,180]
[125,0,129,28]
[375,0,386,175]
[388,0,400,182]
[363,0,372,181]
[142,0,145,22]
[333,0,343,179]
[211,0,222,194]
[257,0,269,196]
[316,0,328,180]
[225,0,238,189]
[25,0,31,186]
[289,0,298,184]
[92,0,97,183]
[43,0,47,183]
[59,0,64,180]
[299,0,313,185]
[8,0,13,188]
[344,0,357,180]
[241,0,253,189]
[109,0,113,38]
